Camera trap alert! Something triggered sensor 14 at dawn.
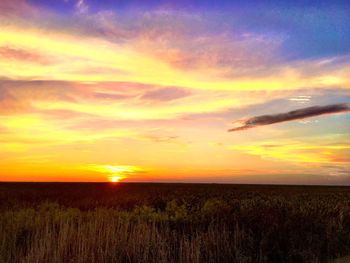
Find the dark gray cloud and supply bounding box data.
[184,89,350,121]
[229,103,350,132]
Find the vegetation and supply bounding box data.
[1,183,350,262]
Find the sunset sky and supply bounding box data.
[0,0,349,184]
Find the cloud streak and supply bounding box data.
[141,87,191,102]
[0,46,54,65]
[229,103,350,132]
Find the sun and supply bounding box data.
[108,176,124,183]
[85,164,141,183]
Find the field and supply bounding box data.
[1,183,350,263]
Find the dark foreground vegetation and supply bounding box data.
[1,183,350,263]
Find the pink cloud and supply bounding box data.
[0,0,38,16]
[75,11,281,77]
[141,87,191,102]
[38,109,96,120]
[0,46,55,65]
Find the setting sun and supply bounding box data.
[84,165,142,182]
[108,176,124,183]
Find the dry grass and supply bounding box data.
[1,183,350,262]
[0,204,239,263]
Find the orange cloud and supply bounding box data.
[230,139,350,164]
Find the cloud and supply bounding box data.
[184,88,350,122]
[322,165,350,176]
[69,66,126,76]
[38,109,96,120]
[0,0,37,16]
[75,0,89,14]
[0,80,77,115]
[229,103,350,132]
[92,92,130,101]
[0,125,8,134]
[0,46,54,65]
[141,134,179,143]
[229,139,350,164]
[141,87,191,102]
[0,84,31,114]
[1,12,350,90]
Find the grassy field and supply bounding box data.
[1,183,350,263]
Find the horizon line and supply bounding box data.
[1,181,350,187]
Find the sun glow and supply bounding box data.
[108,176,124,183]
[84,164,142,182]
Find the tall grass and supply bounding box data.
[1,183,350,262]
[0,203,238,263]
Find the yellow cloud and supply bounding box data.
[1,25,349,91]
[229,141,350,164]
[0,114,138,153]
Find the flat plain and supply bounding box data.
[1,183,350,263]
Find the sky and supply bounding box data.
[0,0,349,184]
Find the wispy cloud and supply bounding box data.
[0,0,37,16]
[0,46,54,65]
[229,138,350,164]
[75,0,89,14]
[141,87,191,102]
[229,103,350,132]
